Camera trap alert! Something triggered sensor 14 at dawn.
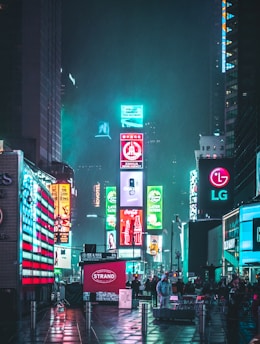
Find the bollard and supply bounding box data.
[141,303,148,336]
[30,300,37,331]
[258,306,260,333]
[85,301,92,331]
[199,303,206,340]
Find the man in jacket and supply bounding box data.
[156,274,172,308]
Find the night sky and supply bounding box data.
[61,0,213,234]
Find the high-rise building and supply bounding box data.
[209,0,225,136]
[224,0,260,202]
[0,0,62,168]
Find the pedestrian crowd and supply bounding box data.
[127,273,260,343]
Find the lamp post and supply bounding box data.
[86,214,106,252]
[132,233,135,274]
[175,250,181,274]
[170,220,174,271]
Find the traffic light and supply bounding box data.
[173,272,179,278]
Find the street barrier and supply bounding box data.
[199,303,206,341]
[142,303,148,335]
[30,300,37,331]
[85,301,92,331]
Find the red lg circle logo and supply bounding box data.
[209,167,230,188]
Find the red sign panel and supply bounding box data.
[120,209,143,246]
[120,133,143,169]
[83,261,126,293]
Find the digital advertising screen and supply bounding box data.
[198,158,234,218]
[121,105,143,128]
[189,169,198,221]
[146,234,162,257]
[147,186,163,230]
[120,171,143,207]
[106,230,117,250]
[22,171,55,285]
[120,209,143,247]
[105,186,117,230]
[49,183,71,244]
[120,133,143,169]
[83,261,126,293]
[54,245,72,269]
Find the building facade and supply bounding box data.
[0,149,55,320]
[224,0,260,203]
[0,0,62,167]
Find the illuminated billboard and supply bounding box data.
[49,183,71,244]
[120,209,143,246]
[54,245,71,269]
[147,234,162,257]
[189,170,198,221]
[121,105,143,128]
[120,133,143,169]
[198,158,234,219]
[22,169,55,285]
[120,171,143,207]
[106,230,117,250]
[105,186,116,230]
[147,186,163,229]
[95,121,111,139]
[83,261,126,293]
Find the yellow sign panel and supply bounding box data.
[49,183,71,244]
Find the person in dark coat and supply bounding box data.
[145,278,151,295]
[226,276,243,344]
[151,275,159,306]
[131,276,141,299]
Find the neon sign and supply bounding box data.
[209,167,230,201]
[209,167,230,188]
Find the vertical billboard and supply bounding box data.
[189,170,198,221]
[106,230,117,250]
[22,168,55,285]
[120,171,143,207]
[105,186,116,230]
[120,209,143,246]
[54,245,71,269]
[121,105,143,128]
[198,158,234,219]
[147,186,163,230]
[120,133,143,169]
[49,183,71,244]
[147,234,162,258]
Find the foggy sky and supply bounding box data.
[61,0,213,224]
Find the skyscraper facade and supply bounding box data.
[0,0,62,167]
[224,0,260,202]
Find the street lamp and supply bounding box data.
[175,250,181,274]
[170,220,174,271]
[86,214,106,252]
[132,233,135,274]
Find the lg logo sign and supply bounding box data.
[209,167,230,201]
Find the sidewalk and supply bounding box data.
[5,299,258,343]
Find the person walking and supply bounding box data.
[151,275,159,307]
[156,274,172,308]
[131,275,141,299]
[226,276,243,344]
